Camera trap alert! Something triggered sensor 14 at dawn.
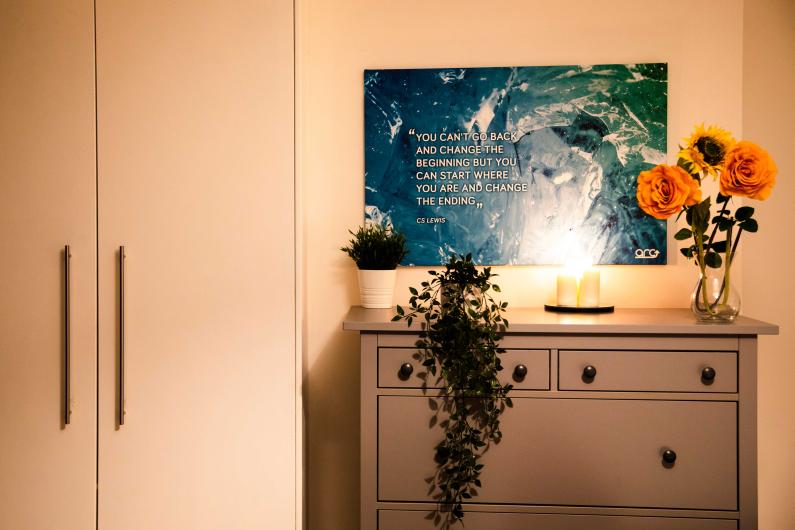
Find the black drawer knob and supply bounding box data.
[398,362,414,379]
[701,366,716,383]
[662,449,677,466]
[513,364,528,380]
[582,365,597,381]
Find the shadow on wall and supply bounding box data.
[307,265,362,530]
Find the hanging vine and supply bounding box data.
[393,253,512,526]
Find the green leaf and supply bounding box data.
[680,247,695,258]
[716,216,734,232]
[704,251,723,268]
[409,286,418,296]
[691,198,711,234]
[740,218,758,232]
[390,315,401,321]
[396,305,404,316]
[674,228,693,240]
[708,240,728,253]
[716,192,731,204]
[735,206,754,221]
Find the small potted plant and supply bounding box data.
[341,223,407,308]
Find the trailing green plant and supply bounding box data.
[392,253,511,527]
[340,223,408,270]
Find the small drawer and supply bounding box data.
[380,510,737,530]
[378,348,549,390]
[499,350,550,390]
[559,350,737,392]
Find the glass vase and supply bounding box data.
[690,267,741,322]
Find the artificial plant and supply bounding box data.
[392,253,511,526]
[340,223,407,269]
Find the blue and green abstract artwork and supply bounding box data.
[364,63,668,265]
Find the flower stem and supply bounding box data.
[695,230,716,316]
[705,198,730,252]
[721,223,733,305]
[730,228,744,265]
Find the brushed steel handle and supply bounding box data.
[119,246,126,426]
[64,245,72,425]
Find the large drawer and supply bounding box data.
[378,397,737,510]
[379,510,737,530]
[378,348,549,390]
[559,350,737,392]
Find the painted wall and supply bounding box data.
[742,0,795,527]
[299,1,748,528]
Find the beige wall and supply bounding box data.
[742,0,795,528]
[299,1,763,528]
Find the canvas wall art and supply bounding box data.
[364,63,668,265]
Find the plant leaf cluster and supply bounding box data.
[675,192,758,270]
[340,223,408,270]
[392,253,511,526]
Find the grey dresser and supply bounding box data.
[344,307,778,530]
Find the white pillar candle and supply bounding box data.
[556,274,578,306]
[579,269,600,307]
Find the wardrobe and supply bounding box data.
[0,1,297,529]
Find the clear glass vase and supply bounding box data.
[690,268,741,322]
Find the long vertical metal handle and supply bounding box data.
[119,246,125,426]
[64,245,71,425]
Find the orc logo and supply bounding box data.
[635,248,661,260]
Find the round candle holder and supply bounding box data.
[544,304,615,314]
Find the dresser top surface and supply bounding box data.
[343,306,778,336]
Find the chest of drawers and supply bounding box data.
[344,307,777,530]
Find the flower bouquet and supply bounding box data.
[636,125,777,321]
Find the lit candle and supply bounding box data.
[579,269,600,307]
[556,273,578,306]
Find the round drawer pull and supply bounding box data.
[513,364,528,381]
[662,449,677,466]
[701,366,716,383]
[582,365,597,382]
[398,362,414,379]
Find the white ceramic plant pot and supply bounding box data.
[358,269,397,309]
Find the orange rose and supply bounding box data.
[719,141,777,200]
[636,164,702,220]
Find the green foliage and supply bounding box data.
[392,254,510,527]
[340,223,408,270]
[680,195,759,270]
[680,192,760,316]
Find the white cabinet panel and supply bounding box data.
[0,1,97,528]
[96,1,295,528]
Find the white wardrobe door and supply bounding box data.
[0,1,97,529]
[96,1,295,528]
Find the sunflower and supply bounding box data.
[678,124,736,179]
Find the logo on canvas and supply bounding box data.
[635,248,660,259]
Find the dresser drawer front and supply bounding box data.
[379,510,737,530]
[559,350,738,392]
[378,348,549,390]
[378,397,737,509]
